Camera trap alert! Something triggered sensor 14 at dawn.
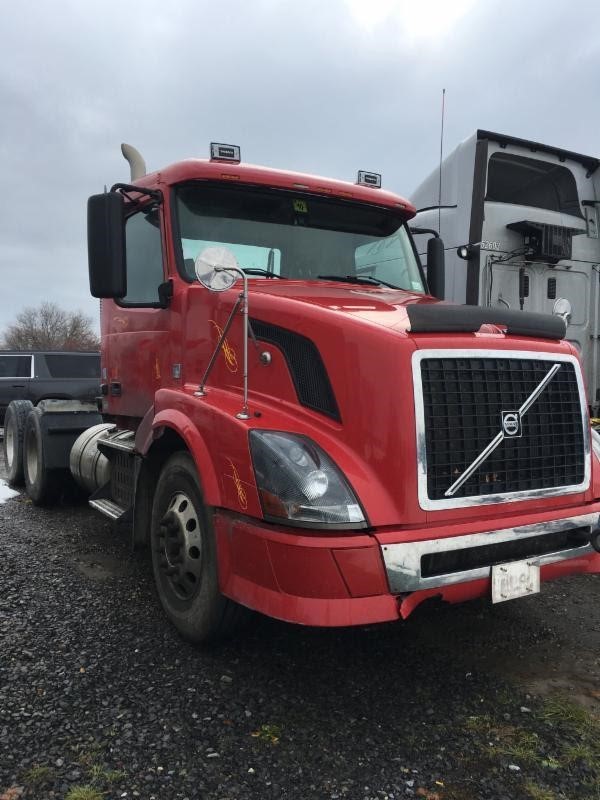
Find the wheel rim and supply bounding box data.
[26,429,38,485]
[157,492,203,602]
[5,421,15,468]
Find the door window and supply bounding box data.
[44,354,100,378]
[120,208,165,305]
[0,355,32,378]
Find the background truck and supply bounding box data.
[410,130,600,414]
[3,141,600,643]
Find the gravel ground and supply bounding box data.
[0,451,599,800]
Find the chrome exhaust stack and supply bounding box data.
[121,143,147,181]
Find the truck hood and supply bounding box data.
[249,280,566,340]
[249,280,436,333]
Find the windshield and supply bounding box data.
[175,184,425,292]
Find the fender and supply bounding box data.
[147,408,222,507]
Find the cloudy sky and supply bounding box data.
[1,0,599,335]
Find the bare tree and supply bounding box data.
[1,302,100,351]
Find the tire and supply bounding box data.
[150,452,248,644]
[23,407,61,506]
[3,400,34,486]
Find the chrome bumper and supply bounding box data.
[381,513,599,593]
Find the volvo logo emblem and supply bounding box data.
[501,410,522,438]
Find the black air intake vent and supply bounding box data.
[250,319,340,422]
[506,220,585,263]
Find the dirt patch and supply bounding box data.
[469,576,600,713]
[497,650,600,714]
[73,553,131,580]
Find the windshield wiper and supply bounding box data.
[317,274,401,290]
[241,267,284,279]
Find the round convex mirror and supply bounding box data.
[194,246,239,292]
[552,297,572,322]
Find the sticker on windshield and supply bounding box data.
[293,199,308,213]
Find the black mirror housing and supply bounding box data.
[427,236,445,299]
[87,192,126,298]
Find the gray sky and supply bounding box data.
[1,0,600,334]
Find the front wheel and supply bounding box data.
[150,452,248,643]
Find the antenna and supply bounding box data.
[438,88,446,234]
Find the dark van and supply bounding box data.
[0,351,100,423]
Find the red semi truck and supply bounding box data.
[4,142,600,643]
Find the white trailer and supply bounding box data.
[410,130,600,413]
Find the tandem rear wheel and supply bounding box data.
[23,407,64,506]
[150,452,249,644]
[3,399,34,485]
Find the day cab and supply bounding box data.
[23,142,600,643]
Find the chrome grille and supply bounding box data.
[414,351,589,509]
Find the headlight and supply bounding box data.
[249,431,366,528]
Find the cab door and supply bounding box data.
[104,205,171,420]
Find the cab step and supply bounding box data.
[97,429,136,454]
[89,497,127,521]
[88,478,133,524]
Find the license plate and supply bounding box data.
[491,559,540,603]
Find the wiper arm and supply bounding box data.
[241,267,283,279]
[317,274,401,290]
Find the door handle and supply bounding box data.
[11,384,25,388]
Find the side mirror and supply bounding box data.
[427,236,445,299]
[87,192,126,298]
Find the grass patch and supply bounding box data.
[465,714,494,734]
[22,765,56,786]
[524,783,557,800]
[251,723,281,744]
[88,765,127,784]
[462,695,600,800]
[76,744,104,768]
[65,787,103,800]
[541,695,599,732]
[563,741,600,770]
[466,716,546,765]
[542,694,600,774]
[487,728,543,764]
[581,779,600,800]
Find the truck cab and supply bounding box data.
[9,142,600,643]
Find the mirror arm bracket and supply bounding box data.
[409,226,440,238]
[110,183,163,206]
[194,291,244,400]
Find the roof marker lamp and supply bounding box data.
[356,170,382,188]
[249,431,366,528]
[210,142,241,163]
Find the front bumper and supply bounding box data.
[213,508,600,627]
[381,513,598,593]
